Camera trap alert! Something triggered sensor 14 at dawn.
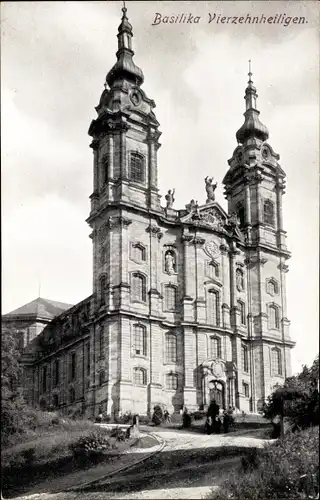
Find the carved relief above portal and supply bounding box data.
[202,359,226,380]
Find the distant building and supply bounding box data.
[12,7,295,418]
[2,297,73,349]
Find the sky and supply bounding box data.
[1,1,319,375]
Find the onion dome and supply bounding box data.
[236,62,269,144]
[106,7,144,87]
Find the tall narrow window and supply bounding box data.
[69,353,76,381]
[165,285,177,311]
[133,324,146,356]
[210,336,222,359]
[130,152,144,183]
[207,290,219,326]
[42,366,47,393]
[271,348,282,376]
[103,158,108,184]
[52,394,59,408]
[100,275,106,306]
[53,359,60,386]
[242,382,250,398]
[166,334,177,363]
[166,373,178,390]
[131,273,146,302]
[99,370,105,386]
[269,305,280,329]
[86,343,90,376]
[267,279,278,296]
[133,367,147,385]
[132,243,146,262]
[238,300,246,325]
[237,203,245,228]
[264,200,275,227]
[69,387,75,404]
[242,344,249,372]
[98,327,104,358]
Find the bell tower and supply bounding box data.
[87,6,162,308]
[223,64,294,409]
[88,6,162,213]
[223,63,287,251]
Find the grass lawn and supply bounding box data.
[1,414,158,498]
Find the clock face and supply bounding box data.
[262,148,269,159]
[203,241,219,259]
[130,91,141,106]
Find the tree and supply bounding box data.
[1,326,27,440]
[263,355,319,433]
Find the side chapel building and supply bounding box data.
[7,7,295,418]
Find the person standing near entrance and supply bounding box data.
[206,399,220,434]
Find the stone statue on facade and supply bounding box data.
[165,189,175,209]
[228,212,240,227]
[205,176,217,203]
[165,251,176,274]
[236,268,244,291]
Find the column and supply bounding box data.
[182,234,194,321]
[107,133,114,179]
[120,124,127,179]
[220,243,230,329]
[119,216,132,308]
[183,326,197,410]
[148,135,157,189]
[194,237,206,323]
[244,180,252,225]
[147,224,162,316]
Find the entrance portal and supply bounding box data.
[208,380,224,408]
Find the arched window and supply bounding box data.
[69,387,75,403]
[210,336,222,359]
[100,275,106,306]
[238,300,246,325]
[166,373,178,390]
[133,324,147,356]
[98,370,105,386]
[103,158,108,184]
[166,334,177,363]
[241,344,249,372]
[133,367,147,385]
[263,200,275,226]
[52,394,59,408]
[242,382,250,398]
[207,290,219,326]
[206,261,219,279]
[69,352,76,381]
[129,152,144,183]
[131,273,146,302]
[269,304,280,329]
[165,285,177,311]
[42,366,47,393]
[132,243,146,262]
[98,327,104,358]
[53,359,60,386]
[267,279,279,296]
[237,202,245,228]
[271,348,282,376]
[86,343,90,375]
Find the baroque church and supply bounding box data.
[4,7,295,418]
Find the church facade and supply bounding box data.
[20,7,295,418]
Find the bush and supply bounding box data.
[207,426,319,500]
[152,405,163,426]
[69,430,111,462]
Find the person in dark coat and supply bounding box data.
[223,410,230,433]
[207,399,220,434]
